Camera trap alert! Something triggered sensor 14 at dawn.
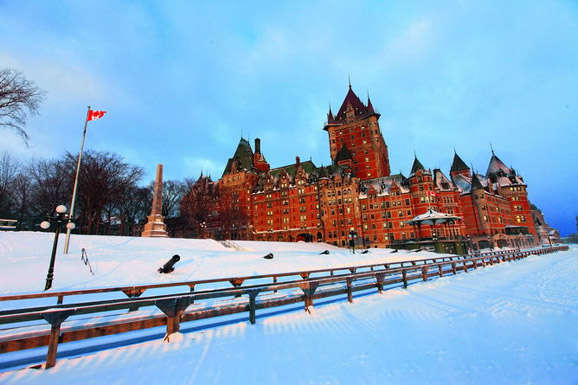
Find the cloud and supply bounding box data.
[183,157,223,179]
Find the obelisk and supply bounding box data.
[142,164,168,237]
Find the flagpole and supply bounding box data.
[63,106,90,254]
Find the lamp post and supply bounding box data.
[41,205,75,291]
[348,229,358,254]
[466,235,473,255]
[200,221,206,239]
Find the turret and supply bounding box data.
[450,151,471,179]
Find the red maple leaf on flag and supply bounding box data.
[87,109,107,121]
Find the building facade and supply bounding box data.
[186,85,549,250]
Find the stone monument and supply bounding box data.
[142,164,168,237]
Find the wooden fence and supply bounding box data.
[0,245,568,369]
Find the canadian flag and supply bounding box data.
[87,109,107,121]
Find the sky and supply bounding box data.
[0,0,576,235]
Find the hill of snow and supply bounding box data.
[0,232,446,294]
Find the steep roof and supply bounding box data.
[335,144,353,163]
[450,152,469,173]
[269,160,317,178]
[326,85,378,126]
[410,156,425,174]
[222,138,254,176]
[471,173,484,190]
[367,96,375,114]
[452,173,472,194]
[486,153,511,176]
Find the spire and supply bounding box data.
[327,104,334,122]
[348,74,351,89]
[367,94,375,114]
[450,151,469,173]
[490,142,495,155]
[334,84,368,121]
[486,151,511,177]
[471,173,484,190]
[411,155,425,174]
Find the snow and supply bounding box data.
[0,245,575,384]
[0,232,444,295]
[0,232,576,384]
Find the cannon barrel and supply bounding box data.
[158,254,180,273]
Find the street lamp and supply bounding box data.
[41,205,75,291]
[200,221,206,239]
[348,229,358,254]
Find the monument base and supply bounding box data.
[141,214,168,237]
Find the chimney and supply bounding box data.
[254,138,261,154]
[296,156,300,166]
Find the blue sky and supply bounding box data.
[0,1,577,235]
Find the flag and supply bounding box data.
[87,109,107,121]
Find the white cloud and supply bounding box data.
[183,157,223,179]
[0,52,105,104]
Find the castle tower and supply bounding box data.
[324,85,390,180]
[142,164,168,237]
[450,151,471,179]
[485,151,536,237]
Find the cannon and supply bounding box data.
[158,254,180,273]
[361,250,369,254]
[263,253,274,259]
[319,250,330,255]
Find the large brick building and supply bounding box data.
[186,85,543,250]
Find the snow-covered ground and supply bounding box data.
[0,231,449,294]
[0,232,575,384]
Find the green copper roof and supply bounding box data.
[222,138,254,176]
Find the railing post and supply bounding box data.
[41,309,74,369]
[347,278,353,302]
[156,297,192,341]
[452,262,457,275]
[248,290,258,324]
[273,276,278,293]
[438,264,443,277]
[421,266,428,281]
[57,295,63,305]
[402,270,408,288]
[463,261,468,272]
[473,258,478,269]
[299,281,319,313]
[376,273,385,293]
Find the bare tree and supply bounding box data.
[116,186,151,236]
[65,150,143,234]
[0,69,44,141]
[27,158,70,217]
[181,176,218,238]
[0,152,18,217]
[161,180,187,218]
[10,173,32,229]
